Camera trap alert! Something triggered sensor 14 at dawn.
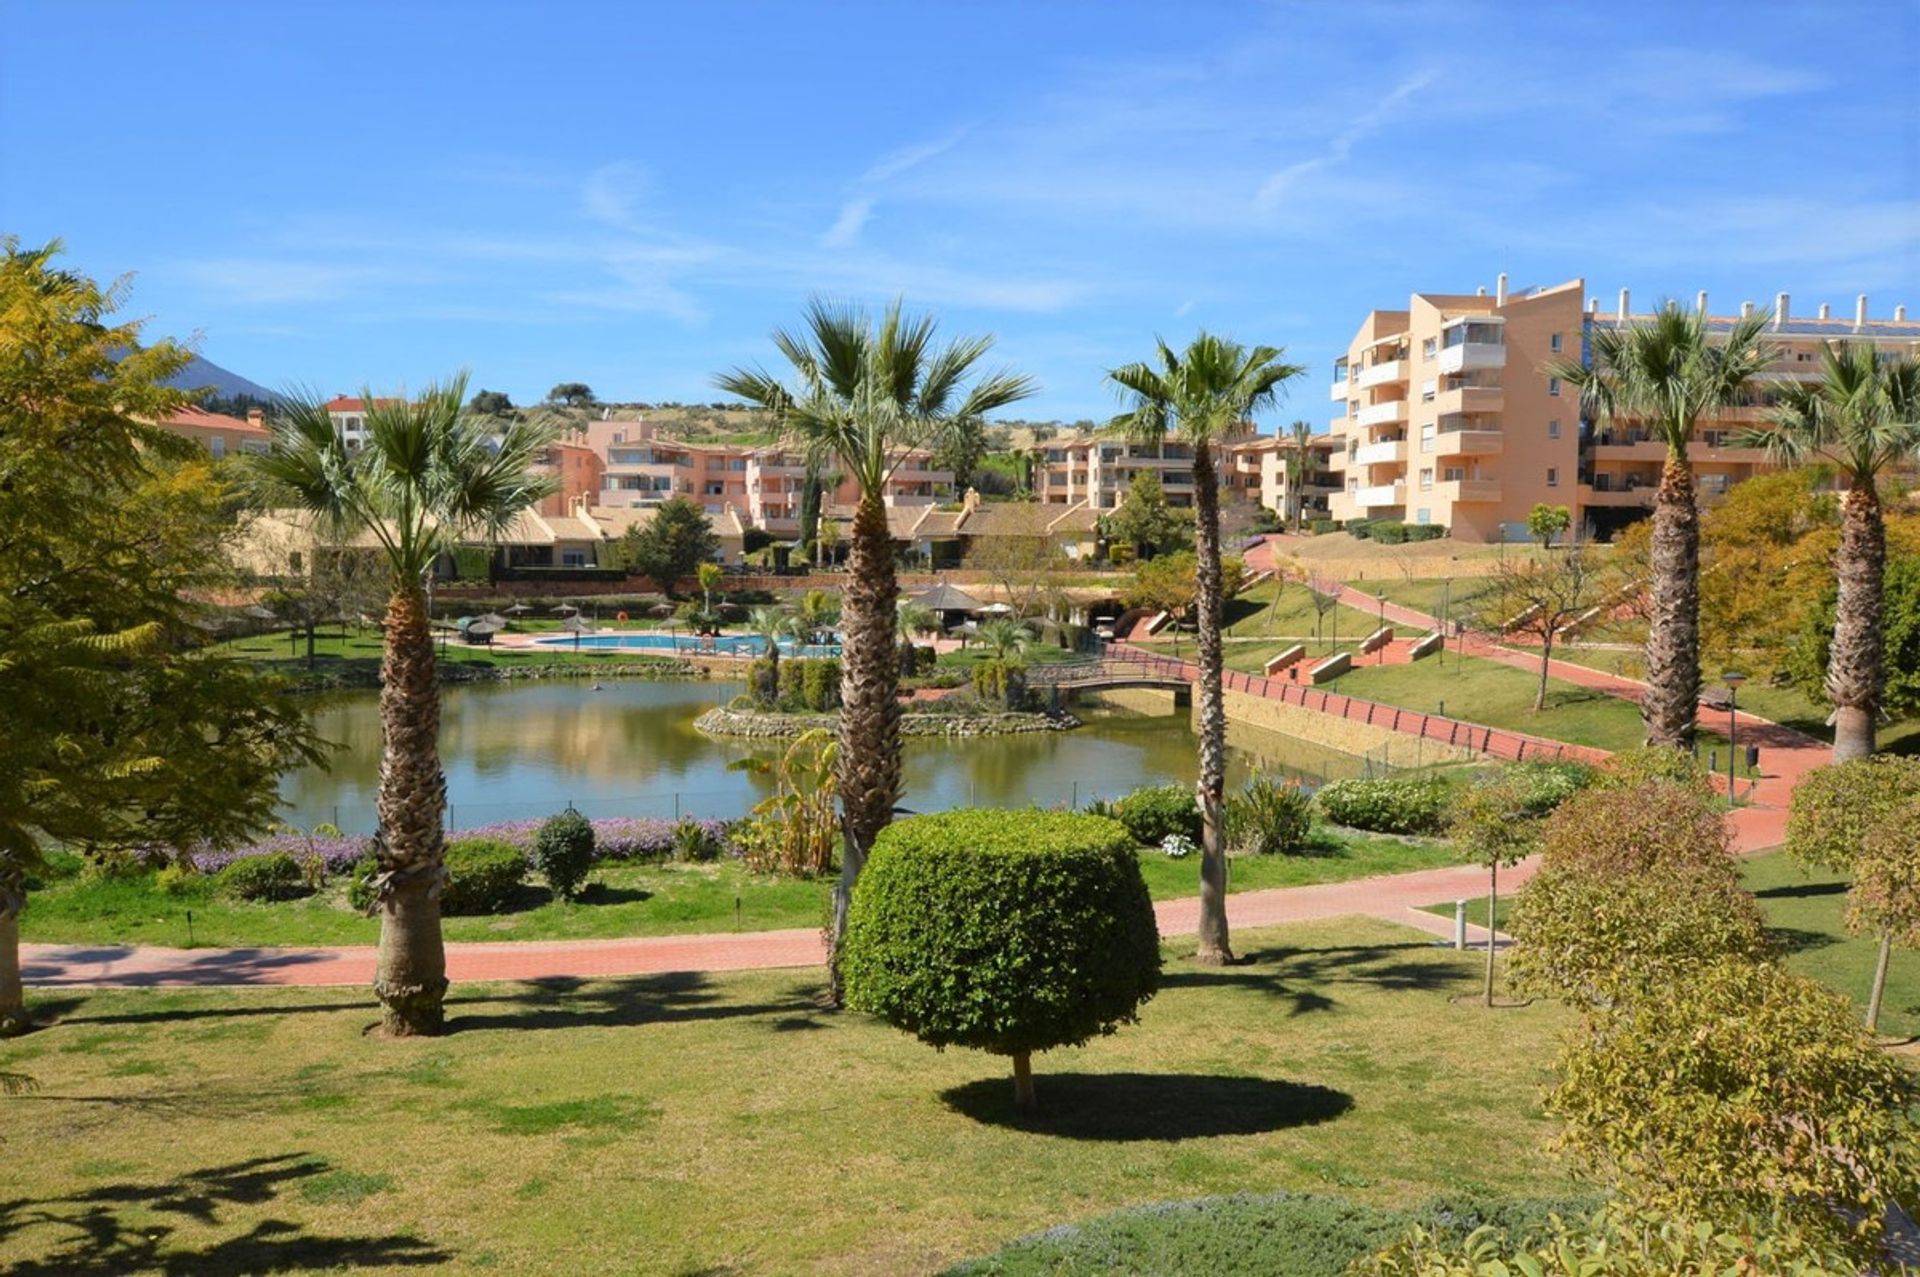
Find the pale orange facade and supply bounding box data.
[1326,279,1920,542]
[1032,426,1337,518]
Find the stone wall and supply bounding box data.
[1220,687,1475,768]
[695,706,1077,739]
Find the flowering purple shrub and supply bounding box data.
[181,816,736,875]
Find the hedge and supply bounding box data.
[1315,777,1452,835]
[1115,784,1202,845]
[440,839,528,915]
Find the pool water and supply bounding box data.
[536,633,840,657]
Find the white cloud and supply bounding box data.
[820,197,874,249]
[1173,299,1196,318]
[860,129,968,185]
[1257,71,1435,207]
[582,160,653,232]
[171,257,386,305]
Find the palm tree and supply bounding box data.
[794,587,839,646]
[896,600,936,676]
[1284,419,1324,532]
[1548,305,1774,748]
[697,561,723,617]
[1108,333,1304,964]
[717,300,1034,1002]
[975,617,1032,661]
[250,377,554,1036]
[1741,344,1920,761]
[745,605,789,701]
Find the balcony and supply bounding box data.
[1436,478,1502,503]
[1354,481,1405,508]
[1354,399,1408,428]
[1356,359,1406,389]
[1353,438,1406,466]
[1433,428,1504,457]
[1431,385,1504,416]
[1436,342,1505,375]
[1330,379,1353,402]
[1578,482,1654,508]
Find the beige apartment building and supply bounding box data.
[1325,278,1920,542]
[1033,425,1338,518]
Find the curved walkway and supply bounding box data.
[23,862,1518,990]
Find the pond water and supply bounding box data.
[277,679,1374,833]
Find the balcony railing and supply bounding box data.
[1353,439,1406,466]
[1354,399,1408,428]
[1354,481,1405,507]
[1432,428,1504,457]
[1356,359,1407,389]
[1435,343,1505,375]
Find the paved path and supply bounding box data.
[22,861,1515,990]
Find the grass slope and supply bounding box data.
[0,919,1572,1275]
[1332,653,1645,753]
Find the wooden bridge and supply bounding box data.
[1027,654,1193,693]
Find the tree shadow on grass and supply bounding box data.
[1753,880,1847,901]
[0,1153,449,1275]
[1766,925,1841,956]
[578,881,653,906]
[1160,940,1467,1014]
[446,970,830,1034]
[941,1071,1352,1141]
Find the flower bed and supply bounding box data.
[184,816,735,874]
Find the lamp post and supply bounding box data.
[1721,671,1746,806]
[1377,590,1387,664]
[1438,577,1451,665]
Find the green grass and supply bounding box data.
[937,643,1085,668]
[1419,895,1512,933]
[1220,584,1380,641]
[1741,851,1920,1040]
[0,919,1574,1274]
[1333,653,1647,753]
[22,828,1457,949]
[1367,578,1491,621]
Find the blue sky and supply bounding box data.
[3,1,1915,421]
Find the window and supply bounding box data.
[1419,423,1435,453]
[1422,337,1437,360]
[1443,466,1465,482]
[1549,332,1563,353]
[1418,467,1433,491]
[209,436,226,459]
[1416,508,1432,525]
[1548,376,1562,397]
[1547,418,1560,439]
[562,550,587,567]
[1547,467,1560,487]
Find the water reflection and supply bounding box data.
[278,681,1369,833]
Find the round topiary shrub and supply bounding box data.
[216,852,307,902]
[1115,784,1202,845]
[532,809,596,901]
[842,809,1161,1110]
[1315,777,1450,835]
[441,839,527,916]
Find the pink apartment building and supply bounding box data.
[1033,425,1339,518]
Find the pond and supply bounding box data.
[276,679,1375,833]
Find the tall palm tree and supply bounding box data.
[1741,344,1920,760]
[745,605,789,701]
[250,377,554,1036]
[1109,333,1304,964]
[1284,419,1324,532]
[1548,305,1774,748]
[717,300,1034,1001]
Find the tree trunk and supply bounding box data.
[0,873,27,1038]
[373,583,449,1036]
[305,618,317,669]
[1483,860,1498,1008]
[1643,455,1702,748]
[1535,634,1552,712]
[1012,1051,1036,1111]
[828,492,903,1006]
[1867,931,1892,1034]
[1191,450,1233,965]
[1828,483,1885,763]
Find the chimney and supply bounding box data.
[1856,294,1869,330]
[962,487,980,513]
[1588,297,1599,315]
[1818,302,1830,320]
[1741,300,1754,317]
[1475,286,1486,297]
[1495,272,1508,305]
[246,407,266,429]
[1774,291,1790,329]
[1696,290,1709,315]
[1898,305,1909,322]
[1617,288,1630,321]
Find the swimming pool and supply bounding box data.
[533,633,842,658]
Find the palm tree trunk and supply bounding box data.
[1191,451,1233,965]
[373,583,449,1036]
[829,491,903,1005]
[1642,454,1702,748]
[0,861,27,1037]
[1828,483,1885,763]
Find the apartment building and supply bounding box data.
[1324,278,1920,542]
[322,395,402,452]
[1033,425,1338,519]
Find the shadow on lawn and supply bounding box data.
[447,970,828,1034]
[941,1071,1352,1141]
[0,1153,448,1275]
[1766,925,1841,956]
[1753,880,1847,901]
[1160,940,1466,1014]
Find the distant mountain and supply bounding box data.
[164,353,279,404]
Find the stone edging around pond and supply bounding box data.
[694,705,1079,739]
[287,660,706,693]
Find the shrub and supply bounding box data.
[441,838,528,916]
[1309,518,1336,536]
[1405,523,1444,542]
[1506,861,1773,1006]
[777,658,804,707]
[155,863,206,898]
[1370,521,1409,544]
[672,817,722,863]
[1114,784,1201,844]
[1502,760,1594,815]
[746,656,777,704]
[1548,958,1920,1262]
[1539,777,1727,877]
[1225,775,1313,856]
[800,657,841,711]
[969,659,1028,709]
[1785,754,1920,873]
[1159,833,1197,858]
[346,856,378,912]
[216,852,307,902]
[843,809,1160,1109]
[532,810,596,900]
[1315,777,1450,835]
[1594,745,1714,798]
[1347,519,1375,540]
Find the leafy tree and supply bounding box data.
[716,299,1034,1003]
[728,729,839,877]
[1448,774,1542,1005]
[0,240,323,1035]
[1786,756,1920,1031]
[1474,546,1618,710]
[1696,468,1840,681]
[621,496,721,593]
[965,509,1070,619]
[797,465,824,552]
[1524,502,1571,550]
[1548,306,1774,748]
[1109,335,1303,964]
[843,810,1160,1109]
[1741,344,1920,760]
[1790,547,1920,731]
[468,389,514,416]
[1850,795,1920,1034]
[250,376,554,1036]
[1123,550,1247,618]
[1547,958,1920,1263]
[1102,470,1189,560]
[932,413,988,490]
[1542,772,1730,877]
[547,382,595,407]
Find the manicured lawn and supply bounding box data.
[21,828,1458,950]
[937,643,1084,668]
[1333,653,1646,753]
[0,919,1573,1274]
[1742,850,1920,1040]
[1134,636,1360,675]
[1220,583,1378,641]
[1369,578,1490,621]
